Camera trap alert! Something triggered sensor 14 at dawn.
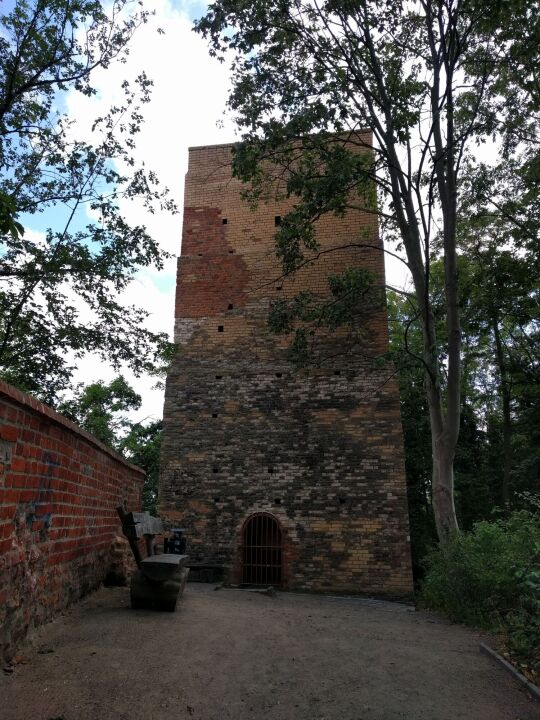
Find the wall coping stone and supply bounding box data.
[0,379,145,476]
[188,131,373,153]
[188,142,237,151]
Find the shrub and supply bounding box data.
[504,564,540,675]
[419,511,540,675]
[420,512,539,623]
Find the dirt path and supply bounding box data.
[1,584,537,720]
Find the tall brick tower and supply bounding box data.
[160,138,413,597]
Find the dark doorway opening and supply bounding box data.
[241,513,282,586]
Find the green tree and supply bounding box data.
[390,244,539,569]
[387,291,436,577]
[195,0,539,542]
[0,1,175,403]
[121,419,162,515]
[60,375,162,513]
[455,151,540,506]
[462,249,538,506]
[59,375,141,448]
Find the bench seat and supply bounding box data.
[140,553,188,582]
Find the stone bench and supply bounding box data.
[117,506,189,612]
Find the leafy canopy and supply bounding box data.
[0,1,175,403]
[60,374,162,514]
[59,374,142,448]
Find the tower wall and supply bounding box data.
[160,139,413,597]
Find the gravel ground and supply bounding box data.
[1,584,538,720]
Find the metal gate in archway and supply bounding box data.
[241,513,282,586]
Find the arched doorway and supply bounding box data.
[241,513,282,586]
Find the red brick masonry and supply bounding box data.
[0,380,144,661]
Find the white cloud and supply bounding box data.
[22,0,411,423]
[60,0,238,422]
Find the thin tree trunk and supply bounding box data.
[492,316,512,505]
[425,367,460,542]
[374,1,462,543]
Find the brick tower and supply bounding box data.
[160,138,413,597]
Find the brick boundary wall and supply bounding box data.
[0,380,145,662]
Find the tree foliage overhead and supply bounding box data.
[0,1,175,403]
[195,0,540,542]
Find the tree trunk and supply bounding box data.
[492,317,512,505]
[426,377,460,543]
[431,441,459,542]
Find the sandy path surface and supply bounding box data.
[1,584,538,720]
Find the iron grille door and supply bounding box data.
[241,513,282,586]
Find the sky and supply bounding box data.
[21,0,408,425]
[22,0,239,423]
